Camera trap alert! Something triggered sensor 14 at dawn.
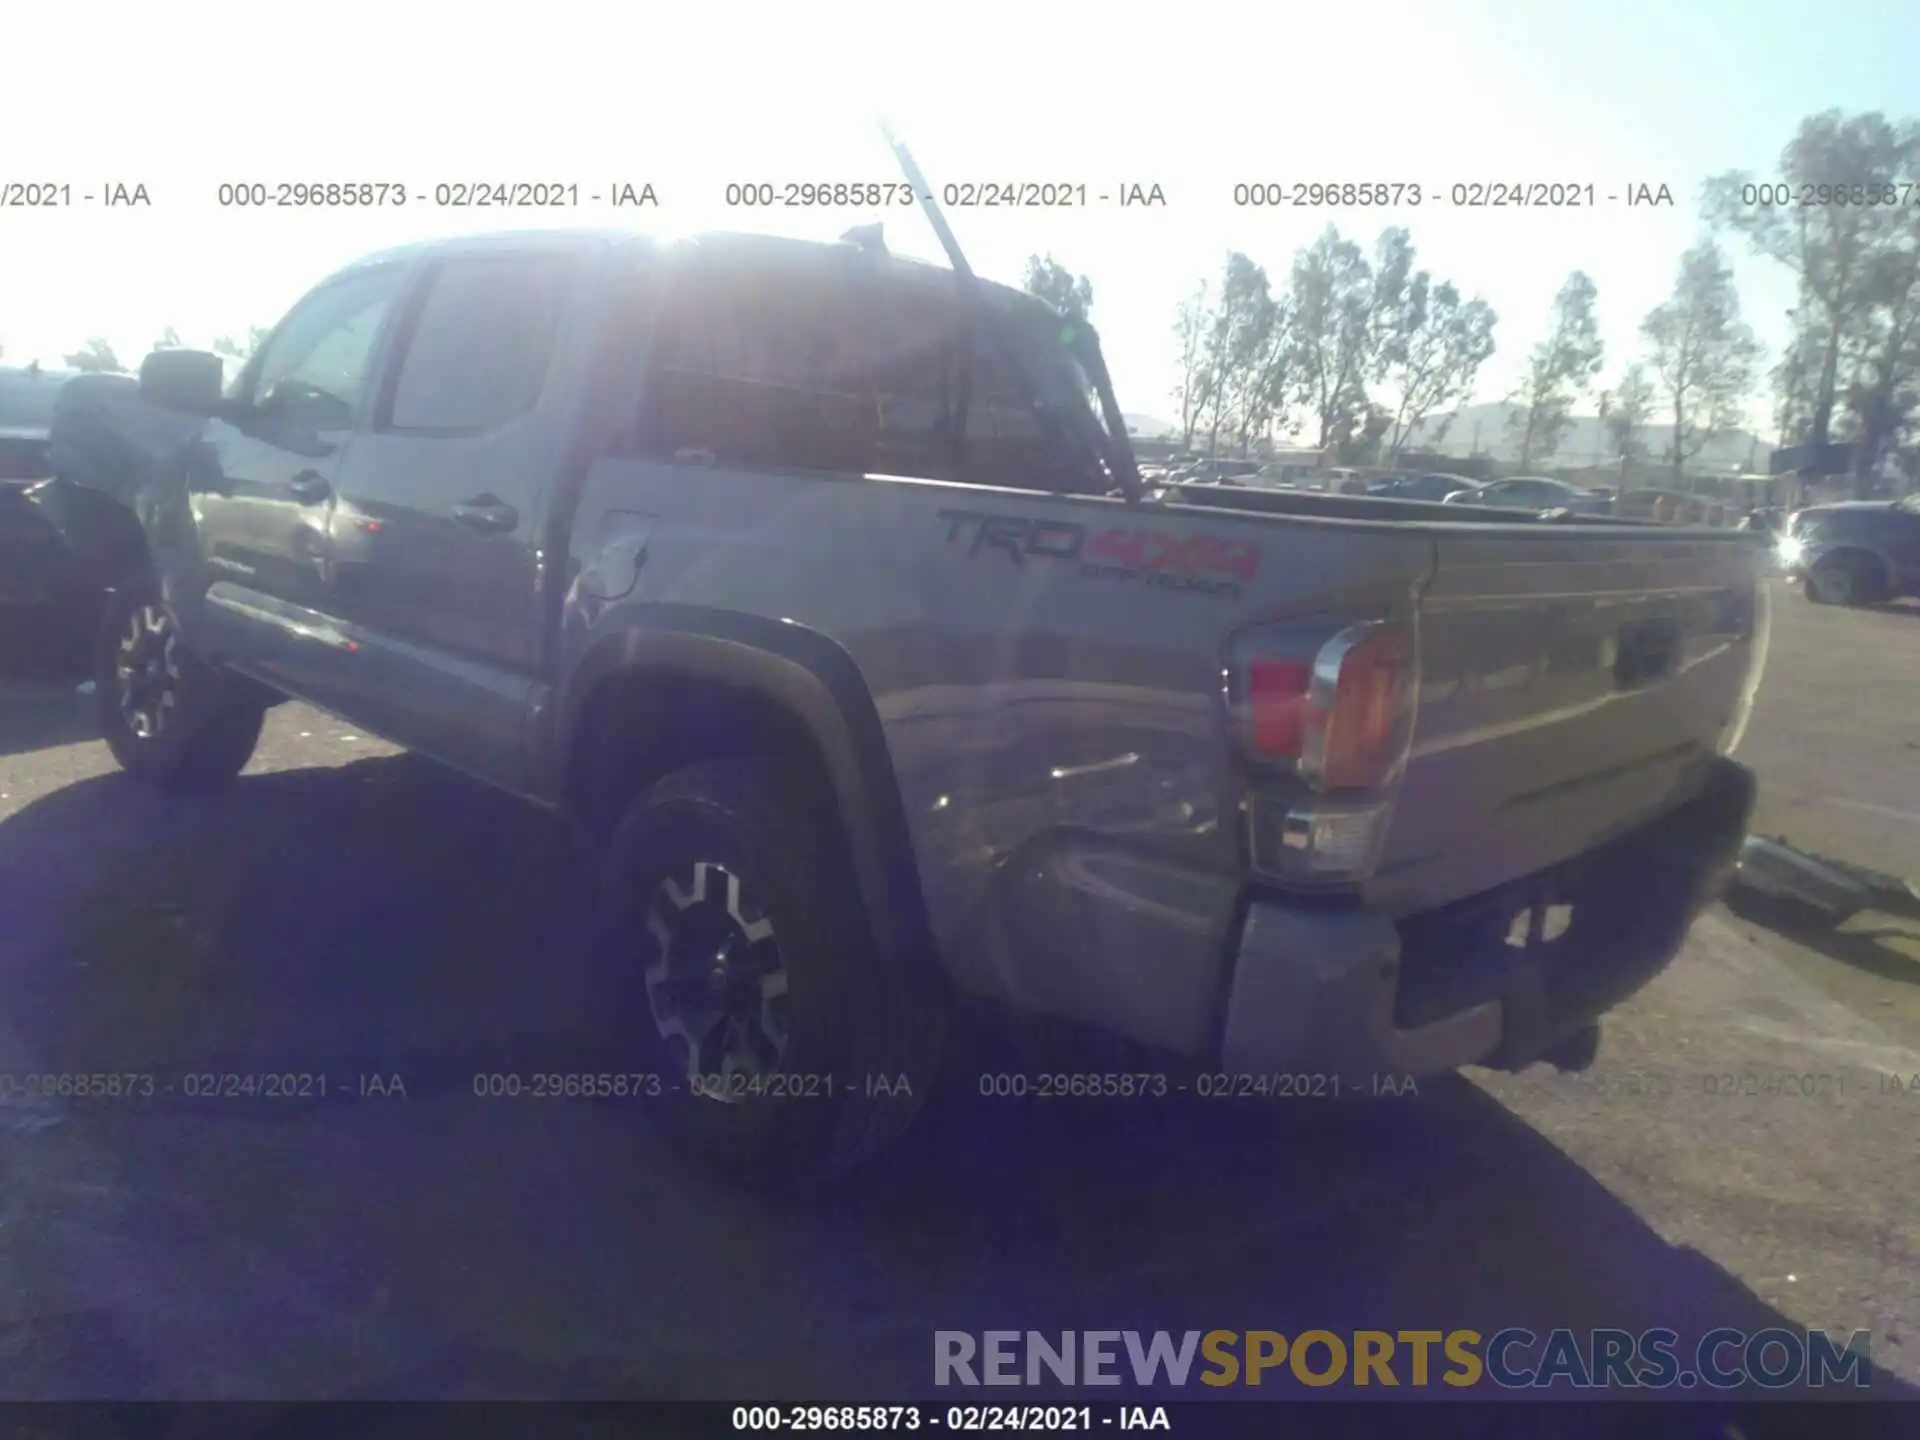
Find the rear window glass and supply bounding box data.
[633,260,1104,492]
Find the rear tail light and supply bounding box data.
[1227,617,1421,885]
[1234,620,1419,792]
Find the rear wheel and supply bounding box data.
[596,756,945,1187]
[94,572,265,793]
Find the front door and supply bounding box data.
[192,263,410,690]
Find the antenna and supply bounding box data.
[877,116,974,280]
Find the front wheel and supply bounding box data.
[94,572,265,793]
[1806,554,1880,607]
[596,756,946,1187]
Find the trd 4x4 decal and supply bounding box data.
[937,509,1261,600]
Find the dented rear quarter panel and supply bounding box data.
[559,459,1438,1009]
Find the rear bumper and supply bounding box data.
[1218,757,1755,1079]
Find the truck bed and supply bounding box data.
[1165,482,1768,915]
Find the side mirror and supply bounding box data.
[139,349,224,413]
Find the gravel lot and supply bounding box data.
[0,582,1916,1403]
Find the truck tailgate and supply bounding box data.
[1370,525,1767,914]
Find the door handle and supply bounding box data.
[452,496,519,533]
[287,469,332,503]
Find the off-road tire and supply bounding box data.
[596,756,946,1187]
[94,572,265,794]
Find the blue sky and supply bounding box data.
[3,0,1914,439]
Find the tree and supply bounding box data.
[1172,283,1213,450]
[1198,253,1276,455]
[1641,241,1762,477]
[1365,229,1421,384]
[1603,362,1656,463]
[1835,220,1920,486]
[1232,294,1302,452]
[1507,272,1604,467]
[1381,279,1498,458]
[1022,254,1094,322]
[212,324,274,369]
[63,337,125,374]
[1704,110,1920,453]
[1291,227,1376,450]
[1336,403,1393,465]
[1769,302,1826,446]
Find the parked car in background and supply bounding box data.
[1324,467,1369,495]
[1781,496,1920,606]
[1450,476,1612,515]
[1367,472,1481,504]
[0,362,78,481]
[1254,460,1321,489]
[0,361,103,618]
[1196,459,1262,486]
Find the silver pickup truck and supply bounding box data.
[49,225,1767,1184]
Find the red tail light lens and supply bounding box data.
[1248,657,1313,757]
[1234,620,1418,793]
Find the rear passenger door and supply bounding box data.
[314,246,589,789]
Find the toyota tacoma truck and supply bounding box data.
[52,222,1768,1184]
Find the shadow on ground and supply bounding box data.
[0,677,95,760]
[0,608,96,758]
[0,758,1912,1405]
[1724,889,1920,987]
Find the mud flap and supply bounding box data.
[1487,894,1554,1069]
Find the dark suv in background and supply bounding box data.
[1449,475,1613,516]
[0,362,97,618]
[1785,495,1920,606]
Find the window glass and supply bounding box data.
[641,262,873,475]
[636,259,1101,490]
[252,267,406,429]
[389,255,575,430]
[851,276,957,479]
